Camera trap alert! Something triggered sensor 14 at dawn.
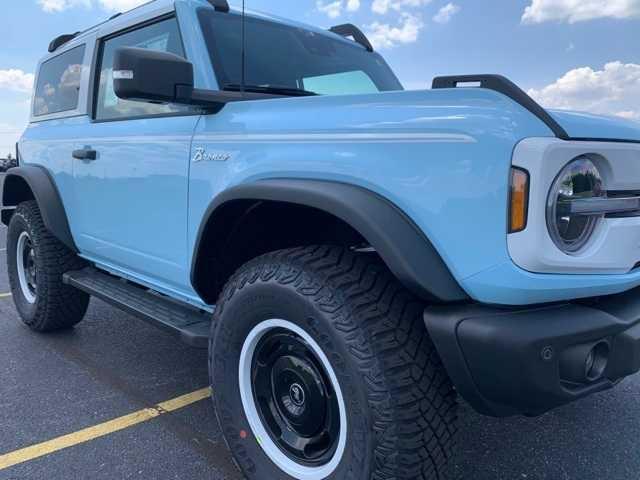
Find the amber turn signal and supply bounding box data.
[509,167,529,233]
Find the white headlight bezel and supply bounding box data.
[508,138,640,275]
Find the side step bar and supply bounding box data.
[63,268,211,348]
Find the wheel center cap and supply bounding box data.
[289,383,306,407]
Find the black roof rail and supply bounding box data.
[329,23,373,52]
[48,32,80,53]
[208,0,230,12]
[109,12,123,20]
[432,74,570,140]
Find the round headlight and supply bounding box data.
[546,157,605,254]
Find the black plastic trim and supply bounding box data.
[64,267,211,348]
[424,286,640,417]
[207,0,230,12]
[329,24,374,52]
[571,137,640,145]
[191,179,469,304]
[1,165,78,252]
[432,74,570,140]
[48,32,80,53]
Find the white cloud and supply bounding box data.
[371,0,432,15]
[38,0,90,13]
[38,0,63,12]
[346,0,361,11]
[433,3,460,23]
[317,0,343,18]
[317,0,361,18]
[522,0,640,24]
[528,62,640,122]
[367,13,424,49]
[0,69,35,93]
[38,0,146,13]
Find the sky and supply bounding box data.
[1,0,639,156]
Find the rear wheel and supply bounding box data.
[7,201,90,331]
[210,246,458,480]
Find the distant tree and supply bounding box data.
[7,153,12,160]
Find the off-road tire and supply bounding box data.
[210,245,458,480]
[7,200,89,331]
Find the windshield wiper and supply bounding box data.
[223,84,318,97]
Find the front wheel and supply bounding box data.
[210,246,458,480]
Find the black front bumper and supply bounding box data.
[424,287,640,417]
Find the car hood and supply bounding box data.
[549,109,640,142]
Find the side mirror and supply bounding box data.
[113,47,195,104]
[112,47,279,110]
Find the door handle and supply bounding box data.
[72,148,97,161]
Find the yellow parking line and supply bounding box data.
[0,293,11,299]
[0,387,211,471]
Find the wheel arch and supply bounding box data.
[1,166,78,252]
[191,179,468,305]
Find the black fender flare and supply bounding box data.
[1,166,78,252]
[191,179,468,303]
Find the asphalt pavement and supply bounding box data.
[0,183,639,479]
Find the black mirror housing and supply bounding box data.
[113,47,194,104]
[112,46,280,110]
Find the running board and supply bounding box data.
[63,267,211,348]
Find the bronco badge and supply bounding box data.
[192,147,232,163]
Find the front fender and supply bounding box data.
[191,179,469,303]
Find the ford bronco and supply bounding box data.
[3,1,640,479]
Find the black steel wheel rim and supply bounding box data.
[251,328,341,467]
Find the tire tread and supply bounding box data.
[213,245,458,480]
[8,201,89,331]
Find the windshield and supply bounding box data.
[197,9,404,96]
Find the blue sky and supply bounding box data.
[1,0,639,156]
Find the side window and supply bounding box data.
[33,45,85,117]
[95,17,189,121]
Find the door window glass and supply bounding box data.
[95,17,190,121]
[34,45,85,117]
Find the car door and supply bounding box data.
[73,15,201,297]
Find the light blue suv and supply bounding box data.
[4,1,640,478]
